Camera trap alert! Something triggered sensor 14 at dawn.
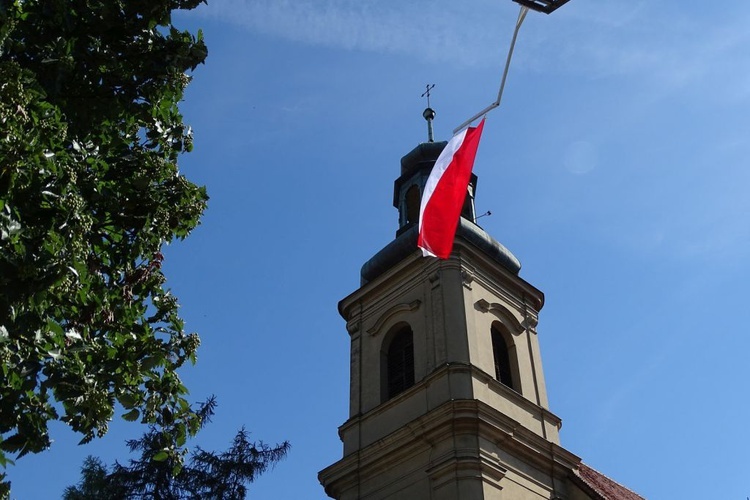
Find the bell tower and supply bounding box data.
[319,118,585,499]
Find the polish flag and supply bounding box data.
[418,118,485,259]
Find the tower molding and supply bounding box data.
[320,138,645,500]
[367,300,422,336]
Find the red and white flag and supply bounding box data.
[418,118,485,259]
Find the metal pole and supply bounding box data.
[453,5,529,134]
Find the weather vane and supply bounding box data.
[421,84,436,142]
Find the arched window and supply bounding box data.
[460,183,475,222]
[405,185,420,225]
[491,324,516,391]
[382,325,415,401]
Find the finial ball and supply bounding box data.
[423,107,436,121]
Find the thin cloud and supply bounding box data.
[529,2,750,101]
[198,1,750,103]
[198,0,516,65]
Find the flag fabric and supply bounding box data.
[418,118,485,259]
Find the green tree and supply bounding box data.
[60,456,129,500]
[64,398,290,500]
[0,0,209,492]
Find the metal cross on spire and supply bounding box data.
[421,84,436,142]
[421,84,435,108]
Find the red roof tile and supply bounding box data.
[572,463,645,500]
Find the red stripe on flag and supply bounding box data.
[418,118,485,259]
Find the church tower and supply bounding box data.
[319,113,642,500]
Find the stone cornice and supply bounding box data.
[337,362,562,444]
[455,239,544,311]
[338,249,426,322]
[322,397,580,499]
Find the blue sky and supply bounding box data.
[9,0,750,498]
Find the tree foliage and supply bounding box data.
[0,0,209,491]
[64,398,290,500]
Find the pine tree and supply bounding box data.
[64,399,290,500]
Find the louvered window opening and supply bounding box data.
[492,327,514,389]
[387,330,415,399]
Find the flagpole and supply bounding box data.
[453,6,529,134]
